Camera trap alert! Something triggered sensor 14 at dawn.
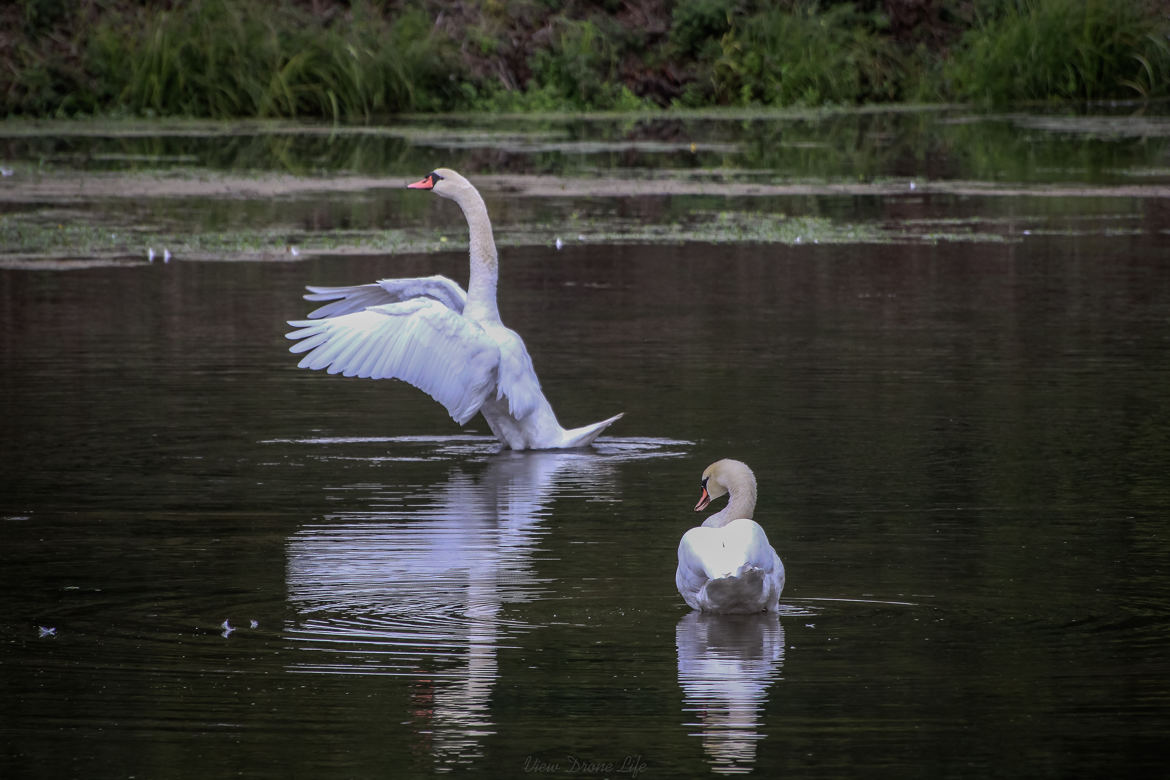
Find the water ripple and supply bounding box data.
[262,433,691,464]
[281,449,660,767]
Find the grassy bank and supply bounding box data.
[4,0,1169,119]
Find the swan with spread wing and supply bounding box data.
[285,168,622,450]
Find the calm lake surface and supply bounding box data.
[2,109,1169,778]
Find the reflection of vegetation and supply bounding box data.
[4,0,1169,117]
[2,106,1167,186]
[934,114,1170,184]
[727,109,1170,185]
[0,122,419,175]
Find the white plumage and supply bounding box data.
[285,168,622,450]
[676,459,785,614]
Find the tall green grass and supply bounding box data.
[526,17,644,111]
[85,0,458,119]
[944,0,1170,103]
[467,16,646,112]
[711,3,906,106]
[3,0,1169,118]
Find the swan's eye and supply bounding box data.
[430,171,444,183]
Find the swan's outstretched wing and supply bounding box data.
[287,299,499,425]
[302,275,468,319]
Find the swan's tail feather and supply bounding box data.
[557,412,623,448]
[700,567,776,614]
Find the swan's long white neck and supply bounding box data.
[451,186,501,322]
[701,470,757,528]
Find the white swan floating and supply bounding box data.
[285,168,622,450]
[676,459,785,614]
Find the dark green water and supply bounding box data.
[2,111,1170,777]
[3,236,1169,777]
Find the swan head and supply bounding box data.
[407,168,474,202]
[695,459,757,514]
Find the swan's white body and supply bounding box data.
[676,459,785,614]
[285,168,621,450]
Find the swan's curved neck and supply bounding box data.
[702,476,757,528]
[453,187,500,322]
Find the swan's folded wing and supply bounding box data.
[286,299,499,425]
[679,523,774,582]
[677,528,717,589]
[493,329,544,421]
[732,520,781,574]
[303,275,467,319]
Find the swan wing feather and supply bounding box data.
[676,527,719,607]
[303,275,467,319]
[286,299,498,425]
[726,519,780,573]
[491,327,545,421]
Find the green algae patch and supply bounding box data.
[0,205,1013,269]
[515,211,889,247]
[0,212,429,267]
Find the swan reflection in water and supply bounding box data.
[676,611,786,775]
[285,436,684,769]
